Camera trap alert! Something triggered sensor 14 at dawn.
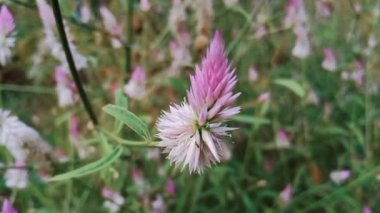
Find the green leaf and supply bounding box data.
[103,104,151,140]
[168,78,188,98]
[48,147,123,182]
[115,89,128,108]
[273,78,305,98]
[114,89,128,133]
[232,115,270,126]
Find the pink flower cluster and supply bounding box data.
[156,31,240,174]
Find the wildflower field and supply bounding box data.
[1,0,380,212]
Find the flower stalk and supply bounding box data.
[50,0,98,125]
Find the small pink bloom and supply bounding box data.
[53,148,69,163]
[55,66,76,107]
[151,195,165,213]
[283,0,307,28]
[36,0,55,30]
[165,178,176,196]
[69,116,79,141]
[80,4,91,23]
[5,160,28,189]
[341,71,350,80]
[279,184,292,207]
[102,187,125,212]
[276,130,290,148]
[248,66,259,82]
[2,198,17,213]
[254,25,267,39]
[0,5,16,66]
[362,205,372,213]
[257,92,270,103]
[99,6,122,49]
[140,0,151,12]
[330,169,351,184]
[306,91,319,105]
[351,60,364,86]
[292,24,310,59]
[315,0,332,18]
[123,66,146,100]
[322,48,337,72]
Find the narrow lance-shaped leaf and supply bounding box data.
[48,147,123,182]
[103,104,151,140]
[273,78,305,98]
[114,89,128,133]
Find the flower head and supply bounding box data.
[322,48,337,72]
[330,169,351,184]
[2,198,17,213]
[100,6,122,49]
[0,109,52,162]
[5,160,28,189]
[157,31,239,174]
[55,66,77,107]
[102,188,125,212]
[140,0,151,12]
[124,66,146,100]
[0,5,16,66]
[279,184,292,207]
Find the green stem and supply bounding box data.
[102,129,159,147]
[125,0,134,76]
[50,0,98,126]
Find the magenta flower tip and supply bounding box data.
[2,198,17,213]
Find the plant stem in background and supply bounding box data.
[125,0,134,76]
[50,0,98,126]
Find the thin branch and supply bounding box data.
[125,0,134,76]
[50,0,98,125]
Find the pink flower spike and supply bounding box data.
[124,66,146,100]
[330,169,351,184]
[0,5,16,66]
[322,48,337,72]
[187,30,240,120]
[276,130,290,148]
[279,184,292,207]
[157,30,239,174]
[2,198,17,213]
[362,205,372,213]
[257,92,270,103]
[165,178,176,196]
[36,0,56,30]
[140,0,151,12]
[0,6,15,35]
[69,116,79,141]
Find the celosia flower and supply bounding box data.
[168,0,187,39]
[283,0,307,28]
[2,198,17,213]
[102,188,125,212]
[351,60,364,86]
[322,48,337,72]
[55,66,77,107]
[315,0,332,18]
[306,91,319,105]
[140,0,151,12]
[157,31,240,174]
[36,0,87,70]
[0,5,16,66]
[279,184,292,207]
[165,178,176,196]
[80,4,91,23]
[124,66,146,100]
[330,169,351,184]
[362,205,372,213]
[276,130,290,148]
[257,92,270,103]
[99,6,122,49]
[292,24,310,59]
[151,195,165,213]
[248,66,259,82]
[0,109,52,162]
[5,160,28,189]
